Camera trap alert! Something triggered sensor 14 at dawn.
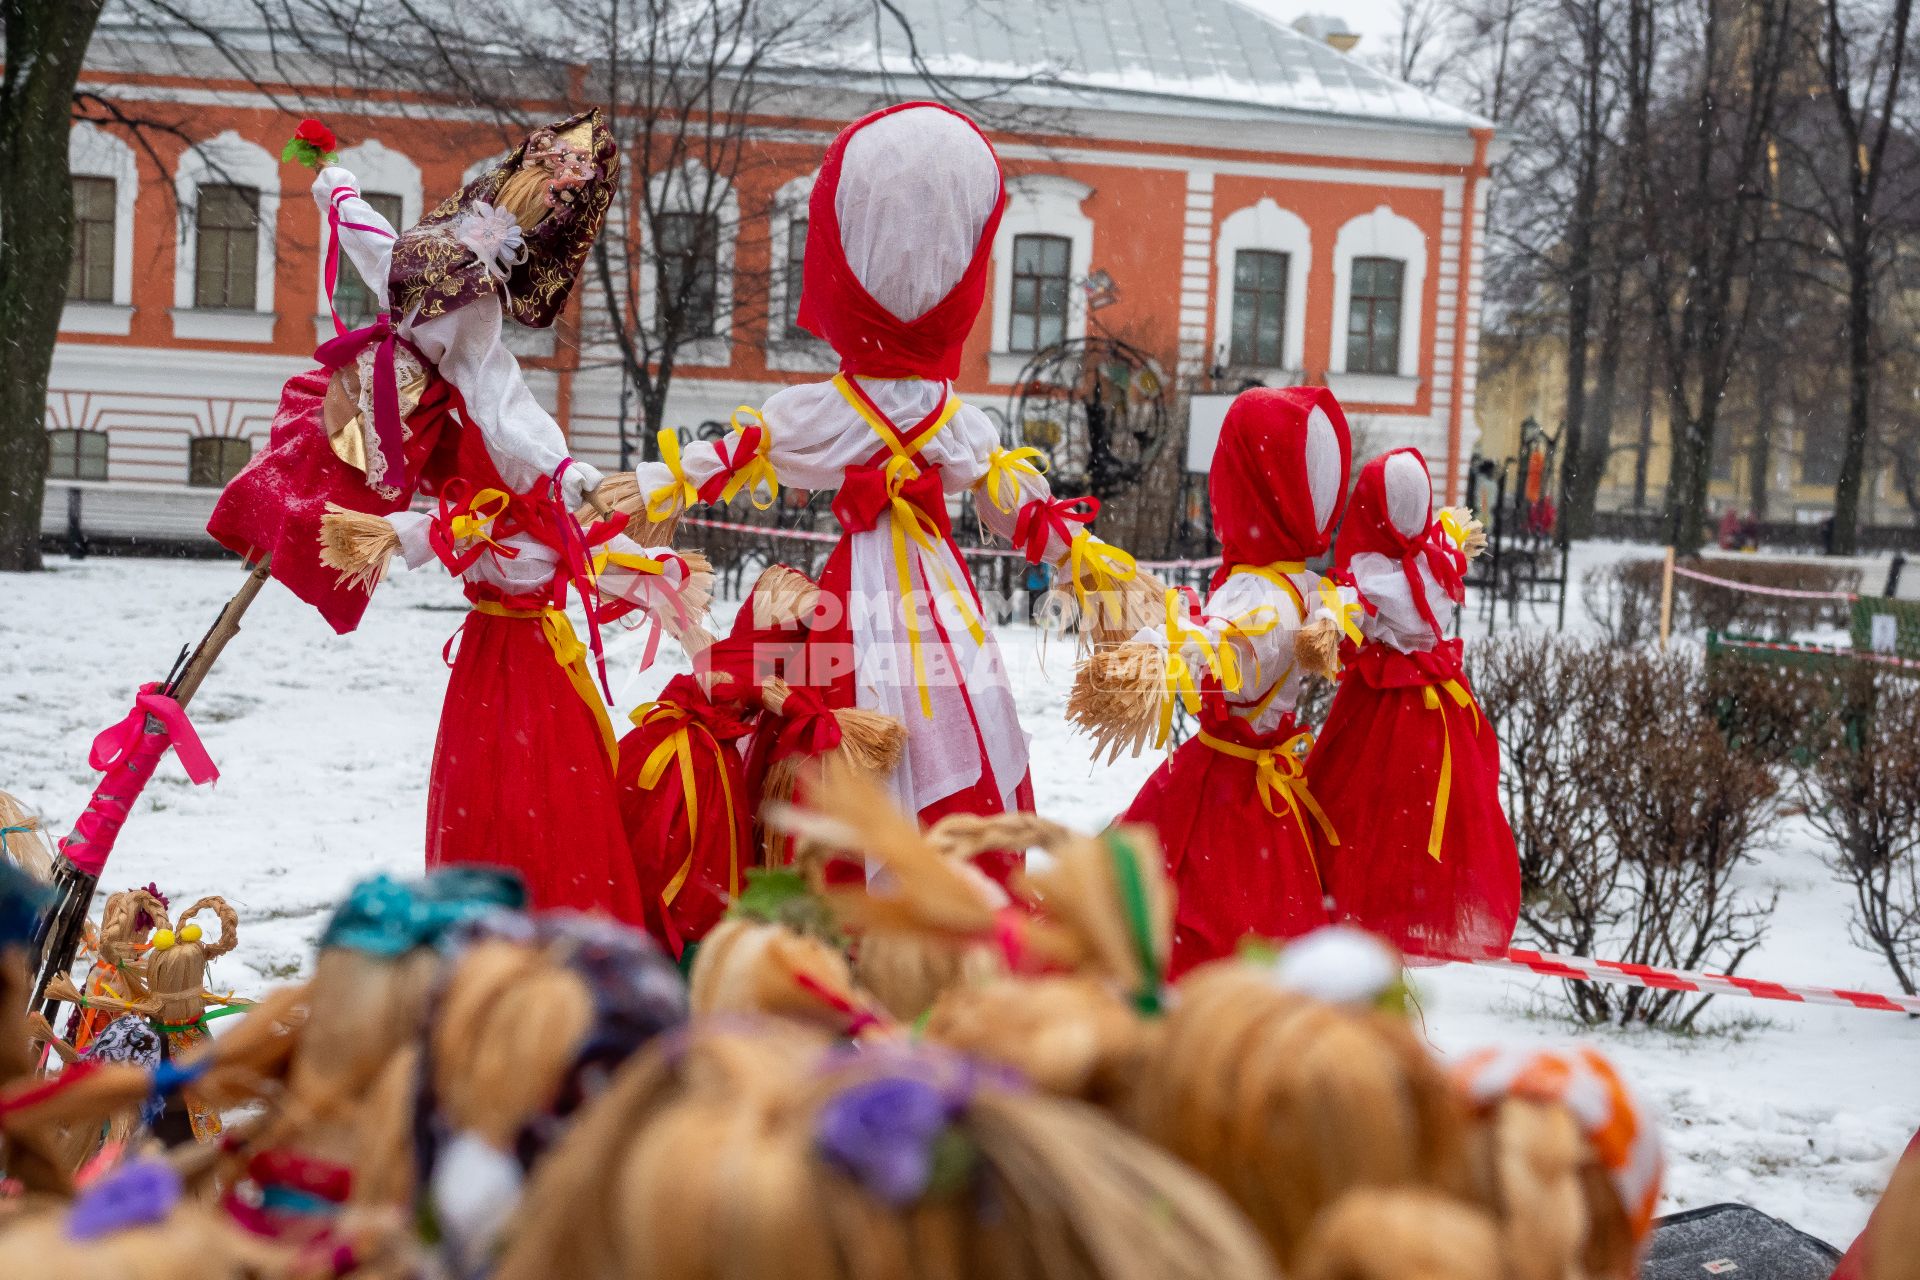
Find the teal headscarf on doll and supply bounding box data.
[320,868,525,957]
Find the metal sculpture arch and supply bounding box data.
[1004,337,1173,505]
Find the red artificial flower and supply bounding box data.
[293,118,337,153]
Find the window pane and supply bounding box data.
[80,430,108,477]
[188,436,252,488]
[1009,234,1072,353]
[69,177,116,303]
[784,217,808,338]
[47,429,108,482]
[1347,331,1371,372]
[195,186,259,310]
[47,431,77,480]
[658,211,719,336]
[1230,251,1288,367]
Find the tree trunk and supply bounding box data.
[1747,358,1776,521]
[1633,347,1655,510]
[1565,262,1624,539]
[0,0,108,572]
[1829,247,1874,555]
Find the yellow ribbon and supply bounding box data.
[1156,589,1219,749]
[1067,531,1138,635]
[878,455,986,719]
[1419,679,1478,861]
[645,429,699,522]
[1321,579,1365,645]
[1198,728,1339,862]
[471,601,617,766]
[1212,605,1282,697]
[982,446,1048,514]
[631,702,741,907]
[448,488,514,552]
[715,406,780,510]
[832,372,960,463]
[1438,507,1472,549]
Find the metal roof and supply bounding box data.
[852,0,1490,132]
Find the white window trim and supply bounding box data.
[990,174,1094,384]
[312,139,423,328]
[170,130,280,341]
[1213,197,1311,380]
[68,122,139,311]
[1329,204,1427,395]
[766,171,833,372]
[641,160,737,369]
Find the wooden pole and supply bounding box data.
[1658,545,1676,649]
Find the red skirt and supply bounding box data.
[1122,706,1330,979]
[1305,641,1519,960]
[207,368,453,635]
[426,605,646,926]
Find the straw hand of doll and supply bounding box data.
[1437,506,1487,560]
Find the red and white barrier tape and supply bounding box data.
[676,515,1219,572]
[1470,946,1920,1014]
[1672,564,1859,602]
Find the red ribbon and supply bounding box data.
[830,462,950,538]
[792,970,883,1037]
[1012,495,1098,564]
[313,315,411,497]
[695,423,768,505]
[1402,526,1469,642]
[426,479,524,577]
[0,1060,100,1117]
[61,685,219,878]
[773,685,844,758]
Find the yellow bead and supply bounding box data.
[180,924,203,944]
[150,929,176,951]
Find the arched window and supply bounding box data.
[46,429,108,481]
[990,175,1094,382]
[187,436,252,488]
[1009,233,1071,352]
[65,122,139,334]
[172,131,281,342]
[1212,199,1311,376]
[316,141,424,340]
[1330,206,1428,400]
[643,161,738,368]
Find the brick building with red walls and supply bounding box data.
[43,2,1493,544]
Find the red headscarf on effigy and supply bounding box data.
[1207,385,1352,591]
[1335,447,1468,640]
[795,102,1007,380]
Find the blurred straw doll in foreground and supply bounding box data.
[1070,386,1353,978]
[1306,448,1515,960]
[213,111,707,925]
[618,102,1155,858]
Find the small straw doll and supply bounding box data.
[1069,386,1354,978]
[1453,1046,1664,1280]
[1296,1188,1504,1280]
[1130,959,1473,1271]
[495,1029,1281,1280]
[1305,447,1514,961]
[352,911,688,1275]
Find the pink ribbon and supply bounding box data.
[316,187,408,493]
[60,685,218,878]
[323,186,396,340]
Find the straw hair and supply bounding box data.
[0,1200,293,1278]
[0,791,54,882]
[1068,641,1168,764]
[751,565,821,629]
[689,918,887,1037]
[500,1023,1281,1280]
[430,939,597,1149]
[925,811,1073,865]
[144,895,238,1027]
[1297,1189,1503,1280]
[852,929,1002,1022]
[924,976,1151,1109]
[1024,822,1172,994]
[1467,1096,1639,1280]
[496,161,562,232]
[319,504,400,592]
[1133,963,1472,1270]
[1295,615,1342,682]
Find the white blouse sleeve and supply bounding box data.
[1127,572,1308,696]
[1350,551,1450,652]
[407,302,600,501]
[630,381,859,510]
[310,167,397,310]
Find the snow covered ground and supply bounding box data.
[0,546,1914,1246]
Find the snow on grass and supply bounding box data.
[0,549,1913,1246]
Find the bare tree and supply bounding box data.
[0,1,110,573]
[1627,0,1796,554]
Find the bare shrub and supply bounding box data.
[1701,653,1849,768]
[1470,634,1620,1023]
[1586,648,1781,1028]
[1798,673,1920,995]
